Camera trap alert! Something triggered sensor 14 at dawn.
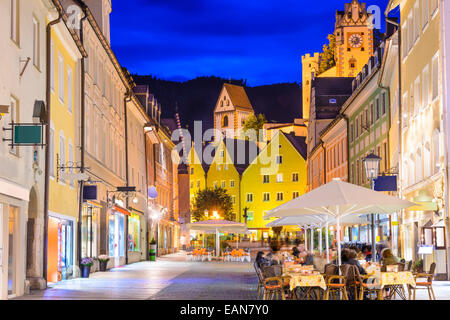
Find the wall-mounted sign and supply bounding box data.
[374,175,397,191]
[83,185,98,201]
[13,124,43,145]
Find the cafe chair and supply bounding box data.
[324,274,349,300]
[262,265,289,300]
[355,270,382,300]
[254,261,265,299]
[340,264,360,300]
[412,262,436,300]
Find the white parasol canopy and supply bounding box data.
[264,178,415,265]
[188,219,247,257]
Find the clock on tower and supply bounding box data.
[348,33,363,48]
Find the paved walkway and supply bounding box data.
[15,252,450,300]
[17,252,258,300]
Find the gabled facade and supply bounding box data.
[213,83,254,140]
[188,143,209,212]
[241,132,307,240]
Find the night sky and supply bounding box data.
[111,0,392,86]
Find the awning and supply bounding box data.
[86,200,102,208]
[129,207,144,216]
[113,204,130,216]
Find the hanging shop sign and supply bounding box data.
[374,175,397,191]
[83,185,98,201]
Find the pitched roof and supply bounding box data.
[223,83,253,111]
[223,138,259,174]
[283,132,307,160]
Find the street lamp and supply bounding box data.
[363,152,382,262]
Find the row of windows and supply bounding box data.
[402,53,439,126]
[246,191,299,202]
[326,140,346,172]
[349,92,387,142]
[49,127,75,187]
[350,142,388,185]
[50,41,74,113]
[262,173,299,183]
[402,130,440,187]
[402,0,439,60]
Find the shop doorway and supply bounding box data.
[108,212,125,266]
[8,206,19,297]
[47,216,74,283]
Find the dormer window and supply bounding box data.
[329,98,337,104]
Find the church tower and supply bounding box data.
[301,53,320,122]
[213,83,254,140]
[334,0,373,77]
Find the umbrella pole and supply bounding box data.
[337,217,341,266]
[325,222,329,263]
[304,227,308,251]
[310,226,314,253]
[319,226,322,255]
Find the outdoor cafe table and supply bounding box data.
[283,267,326,300]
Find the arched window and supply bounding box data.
[222,115,229,127]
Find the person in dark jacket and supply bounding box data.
[255,251,269,269]
[342,249,366,275]
[292,246,300,258]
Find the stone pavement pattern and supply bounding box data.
[15,252,450,300]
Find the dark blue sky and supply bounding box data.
[111,0,390,86]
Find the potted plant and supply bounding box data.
[97,255,110,272]
[413,259,424,273]
[80,257,94,278]
[149,238,157,261]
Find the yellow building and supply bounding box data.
[47,14,85,283]
[206,139,259,221]
[301,53,320,121]
[241,131,308,240]
[188,143,210,213]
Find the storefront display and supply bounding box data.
[108,209,126,265]
[128,213,140,252]
[47,215,74,283]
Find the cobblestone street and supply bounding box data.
[15,251,450,300]
[17,252,258,300]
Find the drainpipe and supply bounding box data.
[124,89,132,265]
[77,3,88,268]
[342,114,351,183]
[43,7,62,284]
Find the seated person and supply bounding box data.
[292,246,300,258]
[380,248,399,267]
[342,249,366,275]
[255,251,269,269]
[362,245,372,262]
[300,250,314,266]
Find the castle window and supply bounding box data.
[222,115,229,127]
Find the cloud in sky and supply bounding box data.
[111,0,390,86]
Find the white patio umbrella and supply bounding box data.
[187,219,247,257]
[267,214,370,262]
[265,178,415,265]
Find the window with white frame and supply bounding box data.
[424,140,431,178]
[32,17,39,68]
[408,154,415,186]
[10,0,19,44]
[408,13,413,52]
[432,130,440,173]
[230,180,235,188]
[414,76,420,116]
[58,53,64,102]
[276,173,283,182]
[9,96,19,155]
[432,53,439,101]
[414,3,420,42]
[276,155,283,164]
[422,65,429,108]
[231,195,236,204]
[263,192,270,202]
[67,66,73,113]
[50,40,55,91]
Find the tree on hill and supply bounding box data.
[318,34,336,75]
[192,187,234,222]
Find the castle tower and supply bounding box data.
[334,0,373,77]
[301,53,320,121]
